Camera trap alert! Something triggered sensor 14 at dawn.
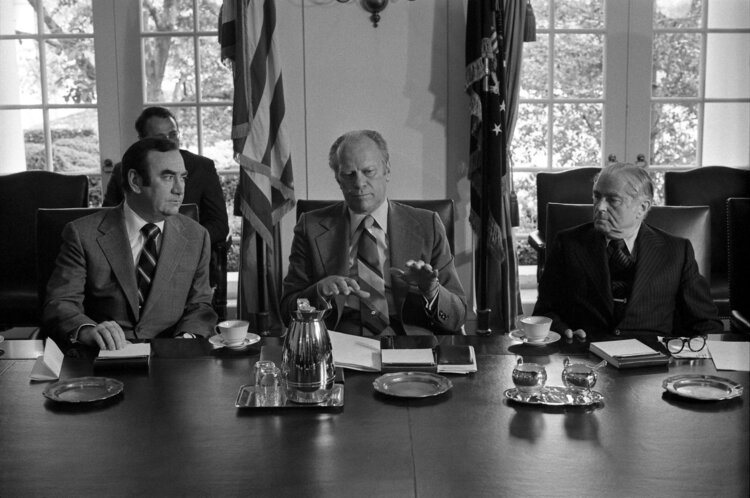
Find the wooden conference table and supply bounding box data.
[0,335,747,497]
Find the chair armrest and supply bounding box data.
[528,230,545,252]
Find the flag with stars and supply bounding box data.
[466,0,507,263]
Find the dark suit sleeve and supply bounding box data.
[532,233,571,333]
[280,214,329,325]
[193,158,229,245]
[675,240,723,335]
[173,227,219,337]
[423,212,467,334]
[102,162,124,207]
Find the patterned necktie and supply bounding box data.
[609,239,634,274]
[608,239,634,322]
[356,216,389,335]
[137,223,160,307]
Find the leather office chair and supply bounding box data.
[36,204,206,335]
[664,166,750,316]
[528,167,600,281]
[296,199,456,254]
[727,197,750,334]
[545,203,711,282]
[0,171,89,328]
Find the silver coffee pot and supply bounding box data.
[281,307,335,404]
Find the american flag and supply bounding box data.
[221,0,294,245]
[466,0,507,264]
[220,0,294,328]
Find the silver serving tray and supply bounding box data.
[373,371,453,398]
[662,374,743,401]
[504,386,604,406]
[43,376,124,403]
[235,383,344,409]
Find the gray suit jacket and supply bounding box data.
[533,222,722,340]
[43,206,217,344]
[281,201,467,334]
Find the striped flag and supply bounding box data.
[221,0,294,245]
[220,0,294,330]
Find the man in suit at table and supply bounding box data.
[533,162,722,342]
[103,106,229,247]
[281,130,467,336]
[44,137,217,350]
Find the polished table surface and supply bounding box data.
[0,335,747,497]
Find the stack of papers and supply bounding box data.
[590,339,668,369]
[329,331,381,372]
[436,345,477,374]
[707,340,750,371]
[94,342,151,371]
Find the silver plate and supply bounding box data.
[373,371,453,398]
[235,383,344,409]
[43,376,124,403]
[662,374,744,401]
[504,386,604,406]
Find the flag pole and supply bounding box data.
[255,233,269,335]
[476,53,492,336]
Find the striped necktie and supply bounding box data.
[137,223,160,307]
[356,216,389,335]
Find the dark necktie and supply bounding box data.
[608,238,634,321]
[609,239,634,274]
[137,223,160,307]
[356,216,389,335]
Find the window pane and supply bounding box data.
[168,106,198,151]
[0,0,38,35]
[703,103,749,166]
[50,108,99,173]
[198,0,222,31]
[0,109,41,170]
[142,0,194,32]
[0,39,41,105]
[650,103,698,166]
[555,0,604,29]
[199,37,232,101]
[652,33,701,98]
[143,36,196,103]
[43,0,93,35]
[708,0,750,29]
[533,0,550,29]
[520,33,548,99]
[511,104,548,168]
[201,105,234,170]
[654,0,702,28]
[553,103,602,167]
[45,37,97,104]
[705,34,750,99]
[554,34,603,98]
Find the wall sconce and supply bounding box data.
[337,0,416,28]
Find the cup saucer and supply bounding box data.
[209,333,261,350]
[509,330,561,347]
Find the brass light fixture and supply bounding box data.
[337,0,416,28]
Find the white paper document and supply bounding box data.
[707,341,750,371]
[30,339,64,381]
[328,331,381,372]
[97,342,151,360]
[381,349,435,365]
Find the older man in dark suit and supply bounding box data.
[44,138,217,350]
[281,130,466,336]
[533,163,722,341]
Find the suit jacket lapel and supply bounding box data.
[628,224,665,311]
[387,202,422,313]
[142,216,187,316]
[314,203,350,276]
[575,227,613,315]
[97,207,140,317]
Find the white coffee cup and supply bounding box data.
[215,320,249,346]
[518,316,552,342]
